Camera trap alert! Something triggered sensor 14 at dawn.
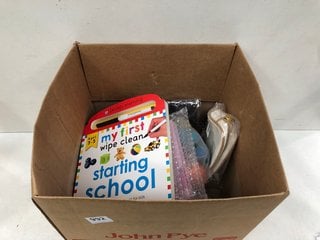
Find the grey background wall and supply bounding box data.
[1,0,319,132]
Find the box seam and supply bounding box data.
[33,126,72,195]
[242,191,288,239]
[31,166,38,196]
[221,45,289,194]
[219,44,241,196]
[31,132,39,196]
[32,197,67,240]
[74,42,93,101]
[34,190,288,202]
[220,43,238,99]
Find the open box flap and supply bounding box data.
[77,43,236,101]
[32,45,93,196]
[222,45,289,197]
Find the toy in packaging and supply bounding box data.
[168,99,204,132]
[191,128,210,169]
[170,108,207,200]
[167,99,210,168]
[205,103,240,181]
[74,94,173,200]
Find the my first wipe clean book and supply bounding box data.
[74,94,173,200]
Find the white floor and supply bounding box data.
[0,131,319,240]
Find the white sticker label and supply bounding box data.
[85,216,114,224]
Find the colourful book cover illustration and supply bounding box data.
[74,94,173,200]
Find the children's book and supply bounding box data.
[73,94,173,200]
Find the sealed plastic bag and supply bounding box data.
[170,108,207,200]
[168,99,203,132]
[205,103,240,181]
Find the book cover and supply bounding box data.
[73,94,173,200]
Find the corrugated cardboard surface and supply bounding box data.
[32,43,288,240]
[33,194,287,240]
[78,44,235,101]
[221,47,288,197]
[32,45,93,196]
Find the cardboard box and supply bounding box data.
[32,43,289,240]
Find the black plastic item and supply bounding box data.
[205,177,223,198]
[168,99,201,131]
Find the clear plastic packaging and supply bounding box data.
[191,128,210,168]
[205,103,240,181]
[167,99,201,117]
[168,99,202,131]
[168,99,210,166]
[170,108,207,200]
[170,120,193,199]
